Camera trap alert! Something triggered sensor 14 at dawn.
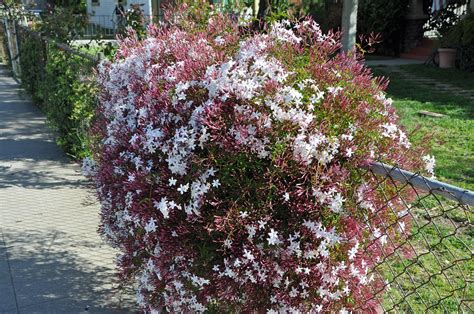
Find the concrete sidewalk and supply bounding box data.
[0,66,135,313]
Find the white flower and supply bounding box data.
[136,292,145,306]
[233,258,242,268]
[144,218,157,233]
[207,167,217,177]
[289,286,299,298]
[309,91,324,104]
[398,221,406,233]
[168,177,177,186]
[214,36,225,45]
[373,228,381,239]
[177,183,189,194]
[342,285,350,295]
[212,179,221,188]
[223,239,233,248]
[345,147,354,158]
[81,157,97,176]
[143,126,164,153]
[329,193,345,213]
[312,304,323,312]
[283,192,290,202]
[327,86,343,95]
[154,197,170,219]
[246,225,257,240]
[243,249,255,261]
[422,154,436,178]
[240,211,249,218]
[267,229,281,246]
[270,20,302,44]
[398,130,411,148]
[348,241,359,260]
[380,234,388,246]
[381,123,398,139]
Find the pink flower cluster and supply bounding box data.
[88,10,425,313]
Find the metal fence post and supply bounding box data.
[11,20,20,77]
[3,18,19,77]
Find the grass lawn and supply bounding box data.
[372,65,474,191]
[370,64,473,312]
[400,64,474,92]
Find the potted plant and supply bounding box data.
[437,30,458,68]
[437,10,474,69]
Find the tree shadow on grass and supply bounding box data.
[371,67,474,120]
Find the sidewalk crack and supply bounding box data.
[1,229,20,314]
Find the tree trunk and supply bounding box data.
[257,0,270,20]
[254,0,259,17]
[341,0,358,52]
[252,0,270,31]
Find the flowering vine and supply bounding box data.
[86,7,428,312]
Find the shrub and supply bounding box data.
[19,35,97,159]
[357,0,409,56]
[18,33,45,103]
[297,0,409,56]
[88,6,428,312]
[425,1,469,38]
[440,11,474,47]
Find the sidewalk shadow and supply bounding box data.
[0,229,137,313]
[0,163,89,190]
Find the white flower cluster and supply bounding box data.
[81,156,97,176]
[422,154,436,178]
[356,182,376,213]
[313,188,346,214]
[212,218,369,311]
[270,20,302,44]
[203,34,344,166]
[381,122,411,149]
[293,132,340,166]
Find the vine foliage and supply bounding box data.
[17,26,98,159]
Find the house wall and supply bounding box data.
[402,0,428,52]
[87,0,153,30]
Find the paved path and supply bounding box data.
[0,66,135,313]
[364,58,424,67]
[373,66,474,102]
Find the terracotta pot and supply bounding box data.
[438,48,456,69]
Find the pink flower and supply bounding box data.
[88,5,425,312]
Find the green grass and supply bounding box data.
[370,64,473,312]
[372,65,474,191]
[400,64,474,91]
[364,55,398,61]
[377,202,473,312]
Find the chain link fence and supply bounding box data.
[0,17,99,158]
[0,15,473,312]
[359,162,473,312]
[1,17,99,78]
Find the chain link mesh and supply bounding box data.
[1,16,472,313]
[358,162,473,312]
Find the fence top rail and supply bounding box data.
[15,23,100,64]
[368,161,474,206]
